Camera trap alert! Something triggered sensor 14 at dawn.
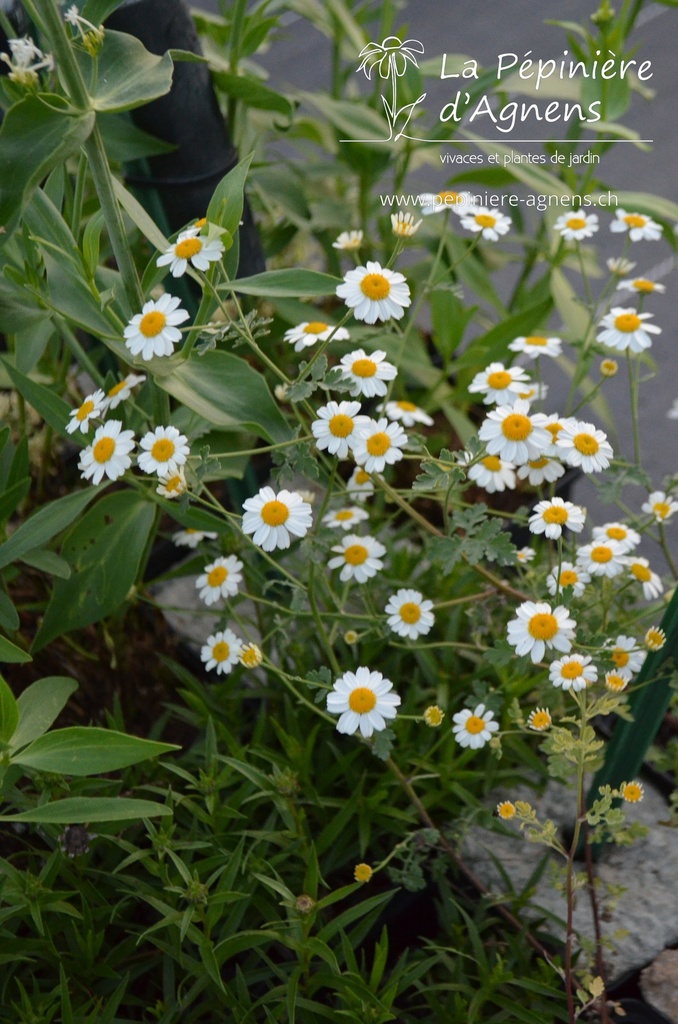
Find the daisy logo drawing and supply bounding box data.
[344,36,426,142]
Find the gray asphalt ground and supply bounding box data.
[197,0,678,556]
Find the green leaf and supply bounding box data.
[111,176,168,254]
[159,351,291,444]
[0,479,31,523]
[451,299,553,372]
[0,636,31,664]
[299,92,391,148]
[550,267,590,340]
[80,30,174,113]
[33,492,156,651]
[207,154,253,237]
[12,726,178,775]
[11,677,78,752]
[0,487,100,572]
[20,549,71,579]
[1,357,73,437]
[212,72,294,119]
[98,113,177,162]
[0,675,19,743]
[0,796,172,823]
[0,96,94,239]
[226,269,341,297]
[0,591,19,633]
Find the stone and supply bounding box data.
[640,950,678,1023]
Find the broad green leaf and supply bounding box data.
[0,591,19,633]
[11,677,78,752]
[207,154,253,237]
[14,321,55,375]
[0,479,31,524]
[0,636,31,664]
[550,267,590,340]
[40,251,125,343]
[450,299,553,372]
[12,726,178,775]
[78,31,174,113]
[226,269,341,297]
[1,358,72,437]
[0,275,52,333]
[23,188,82,274]
[299,92,391,148]
[212,72,294,119]
[33,492,156,651]
[159,351,291,443]
[111,176,168,254]
[0,675,18,742]
[20,549,71,579]
[98,113,177,162]
[0,796,172,823]
[0,487,100,571]
[0,96,94,239]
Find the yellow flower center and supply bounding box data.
[107,380,127,398]
[606,673,627,692]
[241,645,262,668]
[344,543,368,566]
[591,545,612,563]
[543,506,569,525]
[354,862,373,882]
[623,214,646,228]
[329,413,354,437]
[139,310,167,337]
[304,321,329,334]
[348,687,377,713]
[518,388,537,400]
[351,358,378,378]
[622,782,643,802]
[163,474,184,494]
[482,455,503,471]
[335,510,354,521]
[92,436,115,464]
[530,710,551,730]
[497,802,516,820]
[175,237,202,259]
[151,438,176,463]
[646,628,665,649]
[360,273,391,300]
[600,359,618,376]
[501,413,532,441]
[560,570,578,587]
[632,278,656,293]
[399,602,421,624]
[76,399,95,422]
[566,216,587,230]
[529,457,549,469]
[546,422,563,440]
[561,660,583,680]
[614,312,642,333]
[487,370,512,390]
[465,715,486,734]
[528,613,558,640]
[606,527,626,541]
[653,502,671,519]
[207,566,228,588]
[525,336,548,347]
[474,213,496,229]
[573,432,599,455]
[631,563,651,582]
[366,432,391,456]
[396,400,417,412]
[194,217,207,228]
[424,706,444,726]
[612,649,630,668]
[211,641,230,663]
[355,470,371,485]
[436,191,463,204]
[261,500,289,526]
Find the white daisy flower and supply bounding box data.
[391,211,422,237]
[339,349,398,398]
[605,670,631,693]
[78,421,135,485]
[352,418,407,474]
[467,454,516,493]
[528,497,585,540]
[607,257,636,275]
[516,547,536,563]
[326,666,400,738]
[617,277,665,296]
[157,468,187,500]
[66,389,106,434]
[542,414,576,455]
[452,703,499,749]
[311,400,369,459]
[556,419,613,473]
[506,601,576,663]
[283,321,350,352]
[172,528,218,549]
[546,561,590,598]
[101,373,146,412]
[553,210,599,241]
[123,294,190,360]
[527,707,552,731]
[200,628,243,675]
[241,487,313,552]
[195,554,244,606]
[138,426,190,477]
[642,490,678,523]
[332,230,363,251]
[328,534,386,583]
[515,381,549,404]
[156,230,224,277]
[322,506,369,530]
[645,627,666,651]
[384,588,435,639]
[478,399,551,466]
[549,653,598,692]
[468,362,530,406]
[336,261,411,324]
[346,466,375,503]
[460,207,511,241]
[606,635,646,674]
[596,307,661,353]
[378,400,433,427]
[508,334,562,360]
[592,522,640,553]
[627,557,663,600]
[239,642,263,668]
[576,539,627,578]
[418,190,476,215]
[610,208,662,241]
[517,457,566,487]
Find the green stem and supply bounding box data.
[626,348,641,467]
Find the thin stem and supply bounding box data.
[626,348,641,467]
